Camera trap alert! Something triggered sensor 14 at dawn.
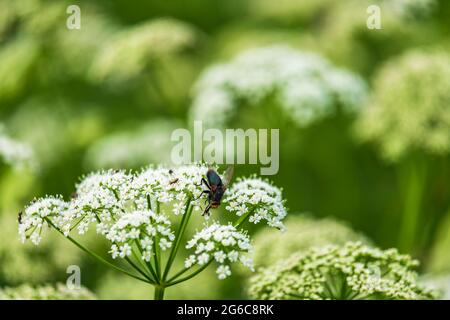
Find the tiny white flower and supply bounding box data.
[110,244,119,259]
[214,251,226,263]
[184,255,197,268]
[159,237,172,251]
[198,253,210,265]
[228,250,239,262]
[216,265,232,280]
[119,243,132,258]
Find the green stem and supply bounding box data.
[147,194,152,211]
[153,239,161,280]
[45,218,153,284]
[154,286,165,300]
[162,199,193,281]
[124,256,154,283]
[131,244,155,282]
[167,266,190,283]
[234,209,254,228]
[135,240,158,282]
[166,258,213,287]
[398,158,427,253]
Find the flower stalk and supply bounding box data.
[162,199,193,282]
[397,156,428,253]
[154,285,165,300]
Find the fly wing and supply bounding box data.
[222,165,234,189]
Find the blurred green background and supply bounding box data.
[0,0,449,299]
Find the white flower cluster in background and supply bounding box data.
[19,164,287,279]
[248,242,436,300]
[84,120,181,170]
[356,50,450,161]
[90,18,199,83]
[185,223,253,279]
[0,283,96,300]
[0,125,35,170]
[420,274,450,300]
[389,0,436,19]
[246,0,435,23]
[250,215,371,269]
[224,177,287,230]
[190,45,367,127]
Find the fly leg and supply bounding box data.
[195,178,211,189]
[194,190,210,201]
[202,203,212,216]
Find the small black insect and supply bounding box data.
[197,166,234,216]
[168,169,179,185]
[18,211,23,224]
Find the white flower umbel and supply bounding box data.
[185,223,254,280]
[224,177,287,230]
[189,45,367,127]
[19,164,287,299]
[248,242,436,300]
[19,196,68,245]
[357,50,450,161]
[250,215,372,269]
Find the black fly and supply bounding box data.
[197,166,234,216]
